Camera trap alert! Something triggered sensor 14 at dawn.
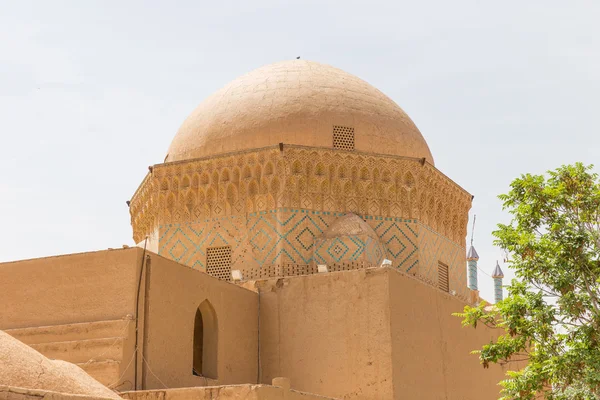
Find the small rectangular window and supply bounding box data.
[333,126,355,150]
[438,262,449,292]
[206,246,232,281]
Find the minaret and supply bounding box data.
[492,261,504,303]
[466,216,480,304]
[467,215,479,291]
[467,246,479,291]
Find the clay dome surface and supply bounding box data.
[0,330,120,399]
[166,60,434,164]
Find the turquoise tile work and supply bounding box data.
[313,234,387,266]
[157,207,467,300]
[158,208,420,272]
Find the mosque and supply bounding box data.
[0,60,507,400]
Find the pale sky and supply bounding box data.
[1,1,599,302]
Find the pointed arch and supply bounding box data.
[232,167,241,184]
[305,161,313,177]
[264,162,274,176]
[226,184,237,205]
[200,172,210,185]
[193,300,218,379]
[382,169,392,183]
[372,168,380,182]
[186,191,196,212]
[160,178,169,191]
[206,187,217,206]
[315,162,325,177]
[351,166,359,182]
[360,167,370,181]
[248,180,259,197]
[243,165,252,180]
[292,160,303,175]
[167,192,176,211]
[328,164,336,179]
[220,169,230,182]
[254,164,262,180]
[404,171,415,190]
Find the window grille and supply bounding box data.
[438,262,449,292]
[333,126,355,150]
[206,246,232,281]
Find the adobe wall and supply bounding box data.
[0,248,142,329]
[141,254,259,389]
[257,268,509,400]
[256,269,394,399]
[417,223,470,301]
[388,270,508,399]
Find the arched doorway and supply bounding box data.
[192,300,218,378]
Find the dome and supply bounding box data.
[166,60,434,164]
[0,330,120,399]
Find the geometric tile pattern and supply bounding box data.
[159,208,419,270]
[313,234,386,266]
[157,207,469,302]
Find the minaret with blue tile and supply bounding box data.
[467,215,479,293]
[492,261,504,303]
[467,245,479,291]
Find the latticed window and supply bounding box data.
[438,262,449,292]
[333,126,355,150]
[206,246,232,281]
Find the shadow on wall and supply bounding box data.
[193,300,218,379]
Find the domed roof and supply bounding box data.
[166,60,434,164]
[0,330,120,399]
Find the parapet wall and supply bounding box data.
[0,248,142,329]
[121,381,337,400]
[255,267,510,400]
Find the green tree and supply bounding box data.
[456,163,600,400]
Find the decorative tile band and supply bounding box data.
[157,207,468,301]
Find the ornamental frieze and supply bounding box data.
[129,145,471,245]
